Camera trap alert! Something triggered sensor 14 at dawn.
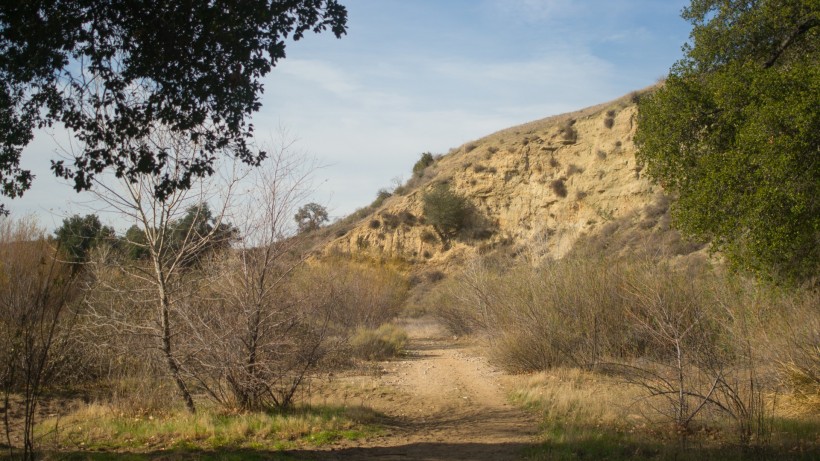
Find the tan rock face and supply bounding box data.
[326,95,659,268]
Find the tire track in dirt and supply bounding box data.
[296,317,540,460]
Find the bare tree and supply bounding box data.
[85,131,240,414]
[188,142,335,410]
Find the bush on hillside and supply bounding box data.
[412,152,435,178]
[422,183,470,241]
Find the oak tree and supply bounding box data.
[0,0,347,213]
[635,0,819,282]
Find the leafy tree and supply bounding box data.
[169,203,238,267]
[54,213,114,263]
[635,0,819,282]
[0,1,348,214]
[422,183,469,241]
[122,225,149,261]
[294,202,329,233]
[120,203,238,265]
[413,152,435,177]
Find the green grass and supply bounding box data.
[32,402,384,457]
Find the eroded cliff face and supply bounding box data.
[325,95,663,269]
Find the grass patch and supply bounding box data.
[35,403,383,454]
[349,323,409,360]
[513,369,820,460]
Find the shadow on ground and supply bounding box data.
[7,442,534,461]
[8,440,820,461]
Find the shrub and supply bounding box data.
[369,219,381,229]
[550,179,568,198]
[399,211,416,225]
[294,258,408,330]
[422,184,470,240]
[464,143,477,153]
[371,189,392,208]
[420,230,438,244]
[559,122,577,143]
[566,164,584,175]
[487,146,499,154]
[603,116,614,129]
[381,213,400,229]
[349,324,408,360]
[412,152,435,177]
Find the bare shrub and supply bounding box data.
[294,258,408,331]
[0,217,79,458]
[86,137,238,414]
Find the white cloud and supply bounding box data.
[254,49,618,217]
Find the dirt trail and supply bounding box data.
[296,317,540,460]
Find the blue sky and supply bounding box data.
[10,0,692,229]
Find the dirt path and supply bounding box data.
[294,317,541,460]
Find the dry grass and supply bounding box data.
[512,368,820,461]
[428,248,820,455]
[349,324,409,360]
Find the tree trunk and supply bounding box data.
[157,275,196,413]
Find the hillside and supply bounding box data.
[322,90,703,270]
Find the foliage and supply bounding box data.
[169,203,238,266]
[295,202,329,233]
[54,214,114,263]
[635,0,820,283]
[0,0,348,213]
[122,225,149,260]
[422,183,469,240]
[371,188,392,208]
[412,152,435,177]
[349,324,408,360]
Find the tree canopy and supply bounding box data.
[635,0,819,282]
[0,0,347,213]
[54,213,114,263]
[294,202,328,233]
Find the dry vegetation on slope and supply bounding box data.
[322,91,684,272]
